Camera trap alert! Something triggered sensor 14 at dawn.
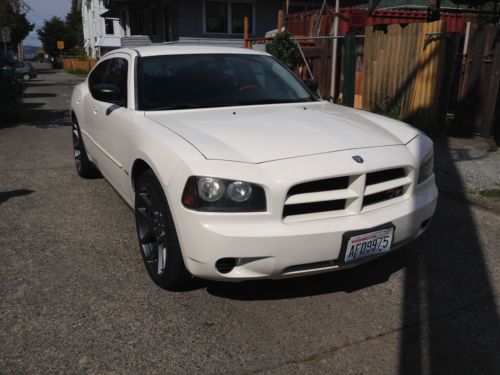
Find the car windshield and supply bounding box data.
[137,54,316,111]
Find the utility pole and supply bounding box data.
[18,40,24,61]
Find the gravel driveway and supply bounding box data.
[435,136,500,212]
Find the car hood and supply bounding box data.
[145,102,419,164]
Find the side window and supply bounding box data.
[106,58,128,106]
[89,60,109,98]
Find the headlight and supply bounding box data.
[227,181,252,202]
[182,176,266,212]
[418,149,434,184]
[197,177,225,202]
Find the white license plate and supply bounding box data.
[344,228,394,262]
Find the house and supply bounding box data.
[78,0,125,58]
[102,0,314,47]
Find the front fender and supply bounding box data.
[127,114,205,199]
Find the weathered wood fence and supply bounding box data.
[456,24,500,138]
[252,8,499,138]
[362,21,458,131]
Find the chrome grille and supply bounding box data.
[283,167,412,222]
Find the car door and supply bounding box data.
[82,58,110,170]
[99,55,133,198]
[84,55,130,190]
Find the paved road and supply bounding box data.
[1,67,499,374]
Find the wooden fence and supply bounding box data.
[254,8,500,138]
[456,24,500,138]
[362,21,457,131]
[63,59,97,73]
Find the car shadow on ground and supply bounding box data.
[397,137,500,374]
[203,246,415,300]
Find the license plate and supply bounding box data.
[344,228,394,262]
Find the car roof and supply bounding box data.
[109,44,269,58]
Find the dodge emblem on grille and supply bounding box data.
[352,155,364,163]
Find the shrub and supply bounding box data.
[266,31,301,70]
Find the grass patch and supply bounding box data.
[479,189,500,198]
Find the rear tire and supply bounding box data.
[22,73,31,81]
[72,118,100,178]
[135,170,191,290]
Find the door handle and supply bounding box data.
[93,107,98,115]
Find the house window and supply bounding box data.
[231,3,252,34]
[163,3,171,41]
[150,8,157,35]
[133,10,144,34]
[205,2,228,33]
[204,1,254,34]
[105,19,114,35]
[120,9,128,36]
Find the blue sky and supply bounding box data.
[23,0,72,46]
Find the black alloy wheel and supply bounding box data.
[135,170,191,290]
[72,119,99,178]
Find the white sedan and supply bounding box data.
[70,45,437,290]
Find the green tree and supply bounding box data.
[0,0,34,48]
[65,0,83,50]
[37,16,67,57]
[37,0,84,58]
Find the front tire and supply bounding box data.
[72,119,99,178]
[135,170,191,290]
[22,73,31,81]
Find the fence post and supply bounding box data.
[480,40,500,138]
[277,10,283,32]
[343,33,356,107]
[244,16,249,48]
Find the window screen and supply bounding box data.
[205,1,228,33]
[105,19,114,35]
[231,3,252,34]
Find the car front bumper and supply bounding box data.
[172,173,437,281]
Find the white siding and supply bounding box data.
[81,0,125,58]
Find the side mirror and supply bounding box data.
[92,83,121,103]
[303,78,319,93]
